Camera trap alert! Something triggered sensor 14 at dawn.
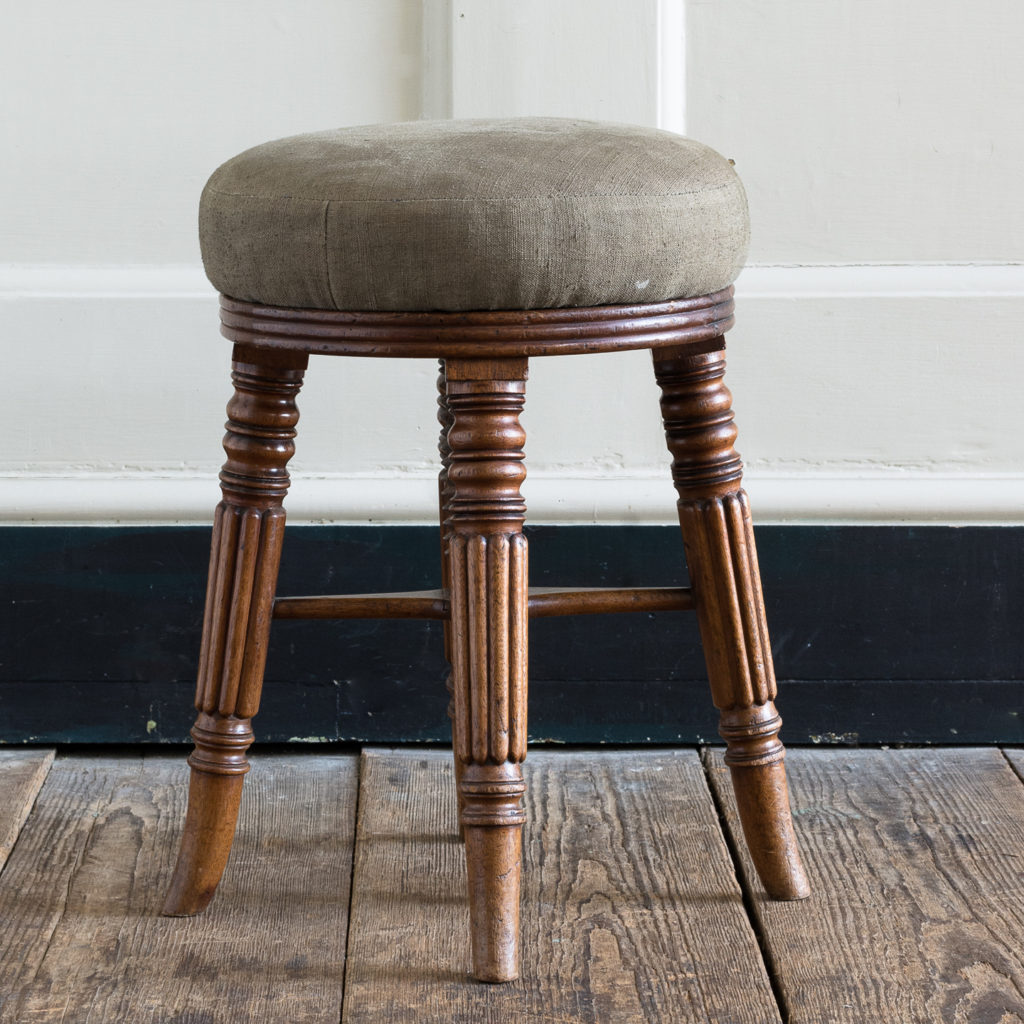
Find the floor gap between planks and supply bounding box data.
[697,745,794,1024]
[2,747,1024,1023]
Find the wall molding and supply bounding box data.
[0,264,212,298]
[656,0,686,134]
[738,263,1024,298]
[3,470,1023,526]
[419,0,452,120]
[3,262,1022,300]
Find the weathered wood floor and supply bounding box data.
[1,747,1023,1023]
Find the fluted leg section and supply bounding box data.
[654,343,809,902]
[164,344,307,917]
[444,357,529,982]
[437,361,466,833]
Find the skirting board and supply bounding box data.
[3,472,1024,527]
[1,524,1021,745]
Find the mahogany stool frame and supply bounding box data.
[163,286,809,983]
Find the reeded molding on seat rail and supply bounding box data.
[218,289,735,358]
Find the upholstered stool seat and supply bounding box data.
[199,118,749,312]
[165,117,809,986]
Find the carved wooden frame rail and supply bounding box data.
[164,285,809,985]
[217,288,735,358]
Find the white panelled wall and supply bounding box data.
[2,0,1021,524]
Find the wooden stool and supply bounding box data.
[163,118,810,983]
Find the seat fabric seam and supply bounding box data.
[323,200,340,308]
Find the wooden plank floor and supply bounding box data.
[0,753,358,1023]
[1,747,1023,1023]
[343,750,779,1024]
[708,747,1024,1024]
[0,751,53,871]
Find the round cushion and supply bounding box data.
[199,118,749,313]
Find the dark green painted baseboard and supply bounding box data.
[1,525,1022,745]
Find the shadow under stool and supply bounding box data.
[163,117,810,983]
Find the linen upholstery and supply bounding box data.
[199,118,749,312]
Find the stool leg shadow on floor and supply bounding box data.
[654,343,810,902]
[163,345,308,917]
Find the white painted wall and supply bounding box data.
[688,0,1024,264]
[2,0,1021,524]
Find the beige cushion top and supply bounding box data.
[199,118,749,312]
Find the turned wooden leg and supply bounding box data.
[445,358,529,982]
[163,344,307,917]
[654,343,810,902]
[437,360,467,834]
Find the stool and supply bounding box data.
[162,118,810,983]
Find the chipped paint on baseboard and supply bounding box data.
[809,732,860,746]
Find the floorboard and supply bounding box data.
[1003,748,1024,782]
[707,747,1024,1024]
[0,749,54,871]
[0,753,358,1024]
[4,747,1022,1022]
[341,748,781,1024]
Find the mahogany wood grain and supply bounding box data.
[445,357,530,982]
[437,360,465,830]
[274,591,450,620]
[166,288,813,994]
[163,344,307,917]
[272,586,693,621]
[654,344,809,902]
[527,585,693,617]
[218,290,734,359]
